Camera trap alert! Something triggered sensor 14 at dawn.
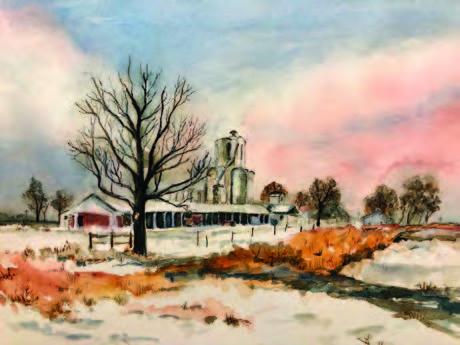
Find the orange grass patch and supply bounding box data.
[203,225,398,274]
[0,253,184,320]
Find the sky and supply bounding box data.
[1,0,460,220]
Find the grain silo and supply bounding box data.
[246,170,255,204]
[231,167,248,204]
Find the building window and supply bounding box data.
[146,213,154,229]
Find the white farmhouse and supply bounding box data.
[360,209,393,226]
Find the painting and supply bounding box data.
[0,1,459,344]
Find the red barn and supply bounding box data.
[61,194,130,231]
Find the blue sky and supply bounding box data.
[6,0,460,95]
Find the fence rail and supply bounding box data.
[88,232,133,250]
[195,224,304,247]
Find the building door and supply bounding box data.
[77,215,84,228]
[174,213,182,227]
[241,213,248,225]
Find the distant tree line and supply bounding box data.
[364,175,441,225]
[265,174,441,227]
[22,177,73,222]
[263,177,349,227]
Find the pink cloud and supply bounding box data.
[243,39,460,218]
[0,7,89,144]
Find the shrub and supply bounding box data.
[82,296,96,307]
[114,294,128,306]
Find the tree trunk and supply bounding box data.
[58,210,62,222]
[35,210,40,222]
[425,212,432,224]
[132,194,147,255]
[406,206,413,225]
[316,204,323,227]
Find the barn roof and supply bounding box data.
[185,202,269,214]
[266,204,299,215]
[63,193,123,216]
[65,193,270,215]
[360,209,392,221]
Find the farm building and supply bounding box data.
[60,194,131,231]
[360,209,393,226]
[61,193,270,230]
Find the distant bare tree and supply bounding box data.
[22,177,48,222]
[293,191,310,210]
[307,177,341,227]
[69,58,209,255]
[51,190,74,221]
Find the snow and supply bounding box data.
[64,259,147,275]
[0,280,457,345]
[0,224,301,260]
[342,239,460,289]
[412,229,460,239]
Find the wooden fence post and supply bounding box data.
[251,227,254,237]
[110,231,114,249]
[300,226,302,233]
[89,232,93,250]
[197,231,199,247]
[274,225,277,235]
[231,231,234,243]
[129,232,133,248]
[206,235,208,248]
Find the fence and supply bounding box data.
[194,223,311,248]
[88,232,133,250]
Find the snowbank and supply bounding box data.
[0,280,457,345]
[341,239,460,288]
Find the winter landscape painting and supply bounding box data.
[1,1,460,344]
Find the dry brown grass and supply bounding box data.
[8,284,39,306]
[113,293,128,306]
[203,225,398,274]
[82,295,96,307]
[357,334,384,345]
[416,281,437,293]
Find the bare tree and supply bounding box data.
[68,58,209,255]
[51,190,74,221]
[307,177,341,227]
[22,177,48,222]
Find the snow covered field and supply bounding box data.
[0,279,458,345]
[0,224,301,258]
[342,237,460,289]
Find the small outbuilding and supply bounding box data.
[60,194,131,231]
[360,209,393,226]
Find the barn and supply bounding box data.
[60,194,131,231]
